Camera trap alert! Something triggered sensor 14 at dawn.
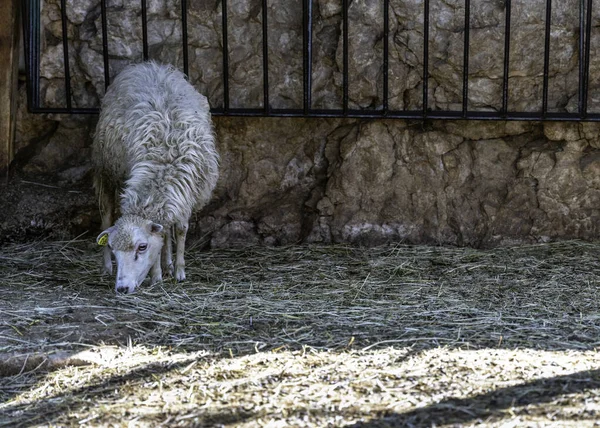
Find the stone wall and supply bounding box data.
[3,0,600,246]
[206,118,600,247]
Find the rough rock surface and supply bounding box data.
[5,105,600,247]
[207,118,600,247]
[36,0,600,112]
[4,0,600,246]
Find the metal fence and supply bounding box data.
[22,0,599,121]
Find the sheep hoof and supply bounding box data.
[175,267,186,282]
[151,273,163,285]
[162,263,174,278]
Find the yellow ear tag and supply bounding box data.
[98,234,108,246]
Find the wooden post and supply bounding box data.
[0,0,20,179]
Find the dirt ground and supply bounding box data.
[1,239,600,427]
[0,176,97,245]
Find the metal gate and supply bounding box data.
[21,0,600,121]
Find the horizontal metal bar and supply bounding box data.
[209,109,600,121]
[28,107,101,114]
[28,105,600,122]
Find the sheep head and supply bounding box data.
[97,215,164,294]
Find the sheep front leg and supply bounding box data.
[175,220,188,282]
[97,177,114,275]
[161,226,174,277]
[150,259,163,284]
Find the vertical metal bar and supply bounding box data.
[100,0,110,89]
[59,0,72,110]
[33,0,41,108]
[221,0,230,111]
[383,0,389,115]
[582,0,593,118]
[34,0,40,107]
[542,0,552,117]
[262,0,269,113]
[423,0,429,116]
[141,0,149,61]
[579,0,585,115]
[21,0,32,110]
[181,0,189,76]
[462,0,470,117]
[502,0,511,115]
[343,0,349,116]
[303,0,313,114]
[26,0,41,109]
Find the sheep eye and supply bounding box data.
[138,243,148,252]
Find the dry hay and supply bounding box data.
[1,239,600,426]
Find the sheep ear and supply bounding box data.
[97,228,114,246]
[149,223,164,234]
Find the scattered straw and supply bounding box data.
[1,239,600,426]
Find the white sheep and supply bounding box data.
[93,61,219,294]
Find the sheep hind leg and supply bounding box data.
[97,176,114,276]
[161,226,174,277]
[174,220,188,282]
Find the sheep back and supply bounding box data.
[92,62,219,226]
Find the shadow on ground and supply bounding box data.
[348,368,600,427]
[2,240,600,425]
